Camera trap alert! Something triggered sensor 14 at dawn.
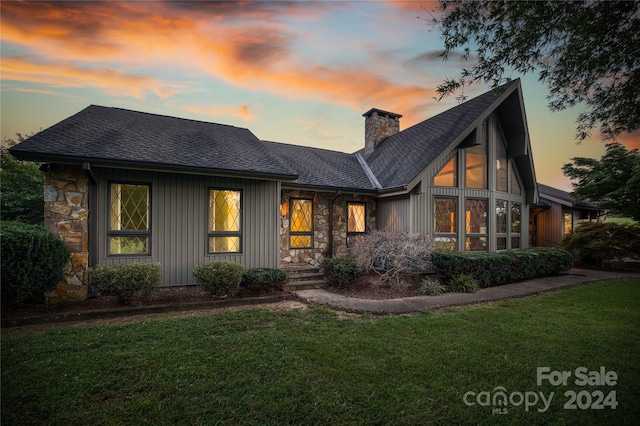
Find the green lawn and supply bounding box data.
[2,279,639,425]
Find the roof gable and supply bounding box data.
[364,82,512,189]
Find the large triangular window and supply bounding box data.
[434,156,457,187]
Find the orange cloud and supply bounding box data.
[1,57,177,99]
[185,104,256,121]
[615,130,640,151]
[1,1,441,125]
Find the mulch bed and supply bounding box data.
[325,274,424,300]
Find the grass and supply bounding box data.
[2,279,640,425]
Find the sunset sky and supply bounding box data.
[1,0,637,190]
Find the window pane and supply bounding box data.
[110,184,149,231]
[348,203,366,233]
[564,212,573,234]
[466,128,487,189]
[510,168,521,194]
[466,237,487,251]
[434,157,457,187]
[511,203,521,233]
[435,237,457,252]
[290,235,312,249]
[511,236,520,249]
[210,190,241,232]
[497,138,508,192]
[291,199,312,232]
[209,236,240,253]
[497,237,507,251]
[110,236,148,255]
[435,198,457,233]
[496,200,507,233]
[466,199,487,234]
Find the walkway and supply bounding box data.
[293,268,640,314]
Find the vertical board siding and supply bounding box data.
[94,168,279,286]
[377,195,410,232]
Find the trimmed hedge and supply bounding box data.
[242,268,288,291]
[88,262,162,304]
[323,258,361,287]
[431,248,573,288]
[1,221,69,305]
[193,261,244,297]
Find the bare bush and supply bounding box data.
[351,230,436,288]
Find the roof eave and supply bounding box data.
[281,182,379,195]
[9,151,299,181]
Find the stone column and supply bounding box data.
[43,164,89,302]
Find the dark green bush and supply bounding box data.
[323,257,361,287]
[562,222,640,266]
[432,248,573,288]
[193,261,244,297]
[448,274,479,293]
[88,262,162,304]
[242,268,288,291]
[1,221,69,304]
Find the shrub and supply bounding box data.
[323,258,361,287]
[193,261,244,297]
[88,262,162,304]
[352,230,435,288]
[1,221,69,305]
[432,248,573,288]
[419,277,447,295]
[562,222,640,266]
[242,268,287,291]
[448,274,479,293]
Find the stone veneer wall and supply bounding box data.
[364,110,401,153]
[280,189,376,268]
[43,164,90,301]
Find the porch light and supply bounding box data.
[280,201,289,218]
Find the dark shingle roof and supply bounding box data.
[537,183,599,209]
[262,141,376,191]
[364,84,511,189]
[11,82,533,194]
[9,105,297,179]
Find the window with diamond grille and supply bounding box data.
[435,197,457,252]
[208,189,242,253]
[348,203,366,233]
[496,200,508,251]
[511,202,521,249]
[465,199,487,251]
[109,183,150,255]
[290,199,313,248]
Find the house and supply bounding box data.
[531,183,603,248]
[9,79,539,300]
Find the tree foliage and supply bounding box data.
[1,134,44,224]
[562,143,640,221]
[433,0,640,141]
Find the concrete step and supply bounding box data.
[283,266,327,291]
[283,280,328,292]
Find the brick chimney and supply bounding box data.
[363,108,402,155]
